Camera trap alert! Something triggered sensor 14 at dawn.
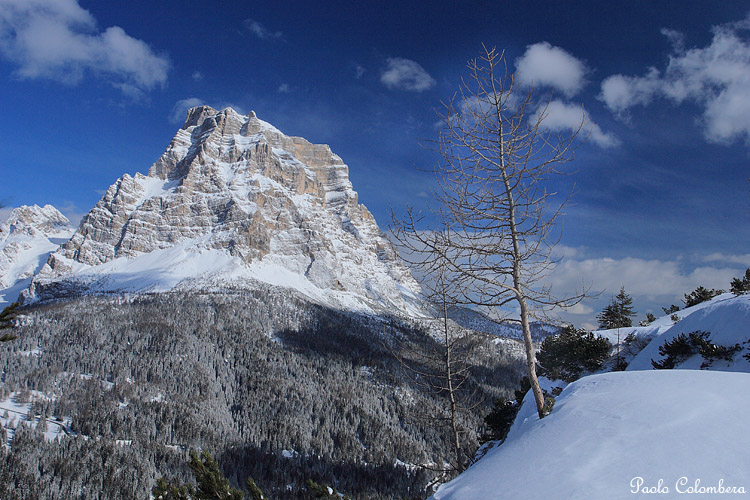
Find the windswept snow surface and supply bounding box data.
[431,370,750,500]
[433,293,750,499]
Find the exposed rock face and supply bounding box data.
[28,107,422,314]
[0,205,73,291]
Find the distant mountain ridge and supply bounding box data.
[0,204,74,305]
[24,107,423,315]
[447,305,559,341]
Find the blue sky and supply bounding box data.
[1,0,749,327]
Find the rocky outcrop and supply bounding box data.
[27,107,422,314]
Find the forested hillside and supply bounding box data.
[0,288,524,499]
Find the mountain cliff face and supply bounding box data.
[0,204,73,304]
[25,106,422,314]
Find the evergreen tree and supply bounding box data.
[245,478,266,500]
[596,287,636,329]
[683,286,723,307]
[730,268,750,295]
[152,450,245,500]
[483,397,518,442]
[537,325,611,381]
[0,301,19,342]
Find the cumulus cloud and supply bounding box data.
[544,252,744,328]
[381,57,436,92]
[600,15,750,144]
[537,100,620,148]
[191,71,203,81]
[242,18,283,40]
[0,0,169,96]
[548,256,737,299]
[515,42,587,97]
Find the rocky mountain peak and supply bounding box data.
[26,107,423,315]
[1,204,71,239]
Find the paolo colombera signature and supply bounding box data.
[631,477,746,494]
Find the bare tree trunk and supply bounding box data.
[443,297,463,471]
[518,295,545,416]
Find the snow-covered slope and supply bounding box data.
[0,205,74,306]
[433,293,750,499]
[626,293,750,371]
[431,370,750,499]
[592,293,750,372]
[23,107,424,316]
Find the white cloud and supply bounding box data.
[0,0,169,95]
[703,252,750,267]
[191,71,203,81]
[537,100,620,148]
[515,42,587,97]
[242,18,283,40]
[355,64,365,79]
[277,83,290,93]
[548,256,736,299]
[599,68,661,116]
[545,253,744,326]
[381,57,436,92]
[599,15,750,144]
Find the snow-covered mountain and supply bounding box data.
[0,204,74,306]
[432,293,750,499]
[23,106,423,315]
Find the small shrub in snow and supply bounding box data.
[662,304,680,315]
[652,331,741,369]
[541,395,555,417]
[639,313,657,327]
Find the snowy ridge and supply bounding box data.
[24,107,424,316]
[432,293,750,499]
[432,370,750,499]
[0,205,74,306]
[593,293,750,371]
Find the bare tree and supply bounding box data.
[397,45,586,419]
[387,226,482,474]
